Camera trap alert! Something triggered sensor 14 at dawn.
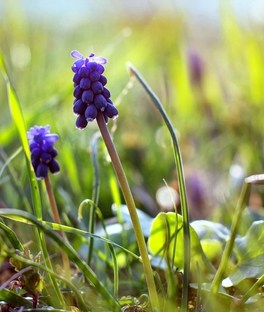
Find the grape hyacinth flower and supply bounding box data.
[27,125,60,180]
[71,50,118,129]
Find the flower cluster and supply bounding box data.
[27,125,60,180]
[71,50,118,130]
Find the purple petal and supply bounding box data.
[36,163,48,180]
[91,56,107,64]
[44,134,59,143]
[71,50,84,60]
[105,103,118,119]
[49,159,60,174]
[27,125,50,141]
[85,104,98,121]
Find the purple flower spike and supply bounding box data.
[71,50,118,129]
[27,125,60,180]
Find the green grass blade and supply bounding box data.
[0,146,22,178]
[0,209,122,312]
[0,50,64,308]
[0,288,32,308]
[127,62,190,310]
[0,146,32,213]
[0,220,24,250]
[108,243,119,298]
[0,49,41,218]
[0,209,138,261]
[0,209,140,259]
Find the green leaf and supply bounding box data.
[227,254,264,286]
[190,283,234,311]
[148,212,215,277]
[234,220,264,261]
[191,220,231,265]
[200,239,223,264]
[191,220,231,242]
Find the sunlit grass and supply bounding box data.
[2,1,264,311]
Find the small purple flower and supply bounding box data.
[27,125,60,180]
[187,50,204,87]
[71,50,118,130]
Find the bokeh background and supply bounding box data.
[1,0,264,225]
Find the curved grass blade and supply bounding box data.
[0,146,32,214]
[0,288,32,308]
[211,181,251,294]
[0,209,122,312]
[0,49,41,217]
[0,146,22,178]
[0,220,24,251]
[1,209,140,260]
[0,50,64,308]
[4,252,89,312]
[79,199,119,296]
[127,62,190,310]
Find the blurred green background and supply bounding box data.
[1,0,264,224]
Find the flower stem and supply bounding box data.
[127,63,190,311]
[211,181,251,294]
[96,111,160,311]
[87,132,101,265]
[44,175,71,280]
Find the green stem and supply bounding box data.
[211,181,251,294]
[195,262,202,312]
[96,111,160,311]
[127,63,190,310]
[163,216,176,308]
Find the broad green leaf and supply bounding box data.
[148,212,215,276]
[200,239,223,264]
[234,220,264,261]
[113,204,154,237]
[191,220,231,265]
[227,254,264,286]
[190,282,234,311]
[191,220,231,242]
